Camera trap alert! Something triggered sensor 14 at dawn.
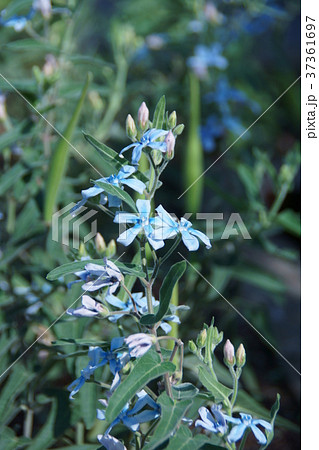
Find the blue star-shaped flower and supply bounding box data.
[152,205,211,251]
[120,128,168,165]
[224,413,272,445]
[71,165,146,213]
[195,404,227,434]
[114,199,164,250]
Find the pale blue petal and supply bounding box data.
[136,199,151,218]
[189,228,211,249]
[131,144,143,165]
[228,423,247,443]
[117,223,141,246]
[120,143,136,156]
[111,337,125,351]
[148,129,167,140]
[81,186,103,199]
[156,205,177,228]
[121,178,146,194]
[253,419,272,431]
[114,212,138,224]
[118,165,136,179]
[105,295,126,309]
[108,194,122,208]
[224,415,242,424]
[159,322,171,334]
[151,227,177,240]
[148,141,167,152]
[181,229,200,251]
[250,424,267,444]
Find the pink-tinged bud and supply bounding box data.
[126,114,137,139]
[236,344,246,367]
[223,339,235,366]
[95,232,106,253]
[138,101,149,130]
[33,0,52,19]
[0,94,7,121]
[43,54,57,77]
[165,130,175,160]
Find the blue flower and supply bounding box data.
[114,199,164,250]
[224,413,272,445]
[98,433,126,450]
[125,333,154,358]
[0,8,35,31]
[71,258,123,294]
[187,44,228,79]
[97,390,160,435]
[67,294,107,318]
[120,129,168,165]
[105,292,181,334]
[152,205,211,251]
[72,165,146,213]
[67,339,129,399]
[195,404,227,434]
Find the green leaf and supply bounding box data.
[46,259,145,281]
[95,180,138,212]
[231,266,286,294]
[276,209,301,237]
[78,357,98,429]
[0,163,27,194]
[198,366,232,404]
[140,261,186,325]
[144,393,192,450]
[83,132,128,173]
[44,73,91,222]
[260,394,280,449]
[31,398,58,450]
[104,350,175,428]
[152,95,166,129]
[164,425,220,450]
[172,383,199,400]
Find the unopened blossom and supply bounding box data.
[195,404,227,434]
[33,0,52,18]
[224,413,272,445]
[120,129,168,165]
[125,333,154,358]
[67,295,107,318]
[152,205,211,251]
[137,101,149,129]
[126,114,137,139]
[71,165,145,212]
[223,339,235,365]
[72,258,123,294]
[165,130,175,159]
[236,343,246,367]
[114,199,164,250]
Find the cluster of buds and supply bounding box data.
[223,339,246,368]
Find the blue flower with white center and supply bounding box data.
[67,339,129,399]
[114,199,164,250]
[187,44,228,79]
[97,390,160,436]
[152,205,211,251]
[195,404,227,434]
[120,129,168,166]
[224,413,272,445]
[67,294,107,318]
[71,165,146,213]
[105,292,181,334]
[71,258,123,294]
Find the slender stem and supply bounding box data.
[76,422,84,445]
[121,283,138,314]
[238,429,249,450]
[23,407,34,438]
[146,282,154,315]
[268,182,289,220]
[230,367,240,411]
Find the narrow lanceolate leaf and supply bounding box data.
[31,398,58,450]
[261,394,281,450]
[198,366,233,404]
[144,393,192,450]
[164,424,222,450]
[152,95,166,129]
[95,180,138,212]
[140,261,186,326]
[46,259,145,281]
[104,350,175,428]
[44,73,91,222]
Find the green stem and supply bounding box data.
[230,367,240,411]
[238,429,249,450]
[159,235,182,266]
[6,197,16,234]
[268,182,290,220]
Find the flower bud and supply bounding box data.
[174,124,185,136]
[196,329,207,349]
[138,101,149,130]
[168,111,177,129]
[211,326,223,346]
[236,344,246,367]
[106,239,117,258]
[223,339,235,366]
[0,94,7,121]
[188,340,197,353]
[126,114,137,139]
[95,233,106,253]
[164,130,175,160]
